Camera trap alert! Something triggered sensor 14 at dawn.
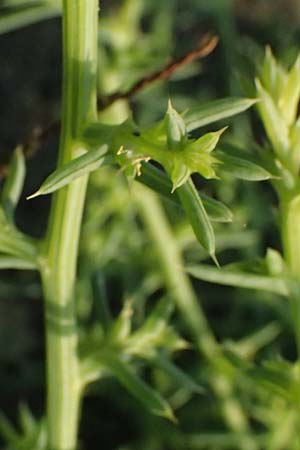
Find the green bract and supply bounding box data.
[256,48,300,175]
[116,104,226,192]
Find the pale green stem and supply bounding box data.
[280,191,300,362]
[134,183,258,450]
[281,192,300,277]
[40,1,98,449]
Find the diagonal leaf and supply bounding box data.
[216,145,274,181]
[1,146,25,221]
[166,100,187,151]
[170,158,191,192]
[101,352,176,421]
[177,178,217,263]
[279,54,300,126]
[186,263,288,296]
[183,98,257,132]
[151,353,205,394]
[0,3,61,35]
[27,145,108,199]
[260,46,287,102]
[138,163,233,222]
[0,255,36,270]
[255,79,290,158]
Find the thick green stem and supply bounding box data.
[40,1,98,449]
[281,192,300,277]
[280,191,300,356]
[134,184,257,449]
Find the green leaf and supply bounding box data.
[225,322,281,360]
[255,79,290,159]
[166,100,187,151]
[0,412,19,445]
[170,157,191,192]
[152,353,205,394]
[126,297,174,355]
[177,179,217,262]
[216,145,274,181]
[19,403,36,435]
[260,46,287,102]
[0,208,38,263]
[0,255,36,270]
[199,193,233,223]
[27,145,108,199]
[279,54,300,126]
[186,263,288,296]
[290,117,300,173]
[183,98,257,132]
[168,128,225,184]
[138,163,233,222]
[0,405,47,450]
[139,297,174,335]
[265,248,286,276]
[1,146,25,221]
[101,352,176,421]
[182,432,267,449]
[107,301,133,344]
[247,360,298,403]
[0,3,61,35]
[91,271,112,331]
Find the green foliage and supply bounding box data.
[2,2,300,450]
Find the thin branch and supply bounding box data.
[98,33,219,109]
[0,33,218,177]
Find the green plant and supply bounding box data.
[2,2,300,450]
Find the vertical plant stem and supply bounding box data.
[40,1,98,449]
[281,192,300,277]
[280,191,300,356]
[134,183,258,450]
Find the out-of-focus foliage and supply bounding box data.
[1,1,300,449]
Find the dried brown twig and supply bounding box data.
[0,33,218,176]
[98,33,219,109]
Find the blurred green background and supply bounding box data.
[1,1,300,449]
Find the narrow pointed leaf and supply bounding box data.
[228,322,281,360]
[186,263,288,296]
[138,163,232,222]
[199,193,233,223]
[1,146,25,220]
[246,360,296,402]
[216,147,273,181]
[265,248,285,276]
[27,145,108,199]
[0,412,19,445]
[108,301,133,344]
[255,79,290,158]
[177,178,216,260]
[141,297,174,334]
[0,4,61,35]
[166,100,186,151]
[0,255,36,270]
[170,159,191,192]
[126,297,174,354]
[260,46,287,101]
[91,271,112,331]
[279,54,300,126]
[290,117,300,173]
[152,354,205,394]
[101,352,175,421]
[183,98,257,132]
[19,404,36,435]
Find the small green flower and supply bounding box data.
[256,47,300,172]
[122,103,225,192]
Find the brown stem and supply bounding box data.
[98,33,219,109]
[0,33,218,177]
